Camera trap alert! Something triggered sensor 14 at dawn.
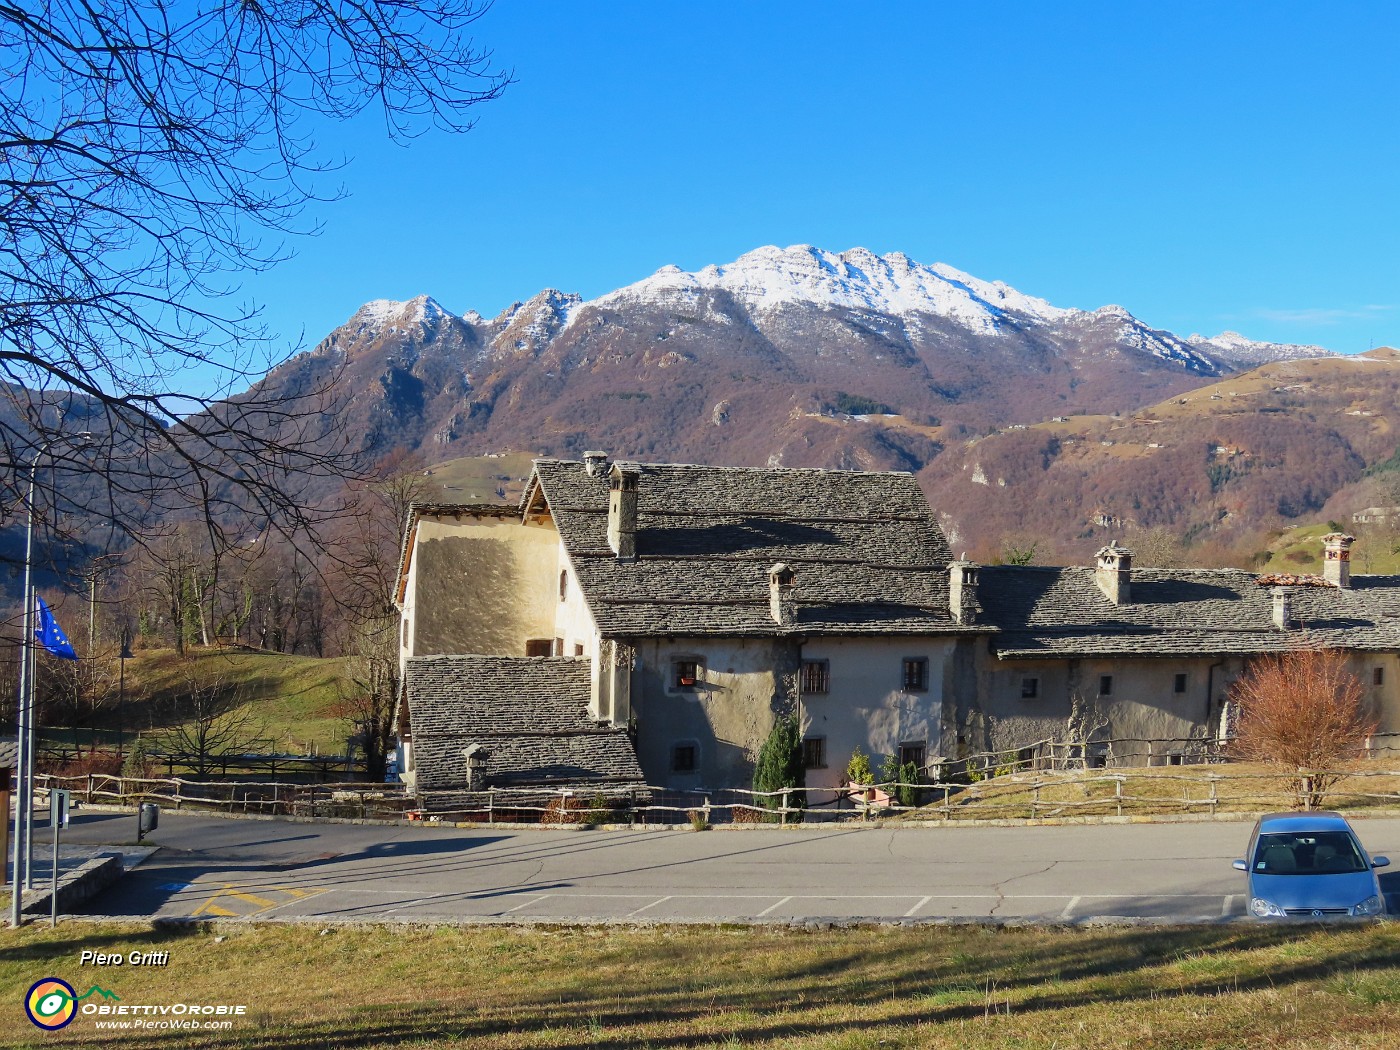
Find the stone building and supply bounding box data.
[962,534,1400,763]
[395,453,987,802]
[395,455,1400,806]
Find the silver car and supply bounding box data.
[1234,812,1390,919]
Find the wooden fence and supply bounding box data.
[34,773,412,821]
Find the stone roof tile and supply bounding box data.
[532,459,963,636]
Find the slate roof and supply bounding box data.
[525,458,979,636]
[404,655,646,809]
[980,566,1400,659]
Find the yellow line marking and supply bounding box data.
[186,882,329,918]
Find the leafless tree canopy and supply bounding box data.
[0,1,509,557]
[1229,648,1377,807]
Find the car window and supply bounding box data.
[1252,832,1368,875]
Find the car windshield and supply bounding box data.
[1252,831,1368,875]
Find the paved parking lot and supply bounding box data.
[53,809,1400,924]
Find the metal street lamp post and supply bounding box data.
[118,625,133,759]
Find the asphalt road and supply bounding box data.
[57,810,1400,924]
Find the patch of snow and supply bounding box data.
[1185,330,1333,364]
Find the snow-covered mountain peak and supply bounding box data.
[350,294,447,333]
[1186,330,1332,366]
[589,244,1075,334]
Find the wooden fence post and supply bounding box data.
[780,789,789,826]
[1115,776,1122,818]
[1032,779,1041,819]
[943,784,951,820]
[1209,775,1218,815]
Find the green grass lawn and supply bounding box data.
[43,649,358,761]
[2,921,1399,1048]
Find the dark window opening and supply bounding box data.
[803,737,827,769]
[574,643,585,657]
[1099,675,1113,696]
[671,743,698,773]
[559,570,568,602]
[899,742,926,771]
[801,660,830,694]
[1174,673,1188,694]
[673,659,700,689]
[1375,667,1385,686]
[553,637,564,657]
[1020,676,1039,699]
[525,639,551,657]
[902,658,929,692]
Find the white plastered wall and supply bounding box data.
[798,636,954,791]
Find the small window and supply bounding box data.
[803,737,827,769]
[1375,667,1385,686]
[1174,673,1188,694]
[553,637,564,657]
[671,742,698,773]
[902,658,929,692]
[559,570,568,602]
[801,660,830,694]
[1020,676,1039,699]
[525,639,551,657]
[402,619,409,649]
[574,643,585,657]
[1099,675,1113,696]
[673,659,700,689]
[898,741,926,770]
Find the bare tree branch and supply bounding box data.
[0,0,510,571]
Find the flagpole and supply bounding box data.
[24,592,38,889]
[10,463,38,924]
[9,432,88,927]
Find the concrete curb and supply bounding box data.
[63,911,1395,930]
[19,853,124,916]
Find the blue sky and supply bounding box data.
[243,1,1400,359]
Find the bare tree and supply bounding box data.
[324,454,429,776]
[159,667,268,779]
[0,1,510,563]
[1229,649,1377,809]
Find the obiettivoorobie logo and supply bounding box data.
[24,978,120,1030]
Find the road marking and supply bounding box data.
[504,894,552,914]
[1059,896,1081,920]
[628,896,672,917]
[756,896,793,917]
[904,896,932,917]
[189,883,326,918]
[1221,895,1235,917]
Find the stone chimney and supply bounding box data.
[769,562,797,626]
[1322,532,1355,589]
[1271,586,1294,630]
[607,462,639,561]
[1094,542,1133,605]
[948,558,979,625]
[583,450,609,478]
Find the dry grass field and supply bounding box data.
[3,921,1399,1049]
[902,762,1400,823]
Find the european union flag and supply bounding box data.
[35,597,78,660]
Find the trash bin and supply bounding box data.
[138,802,159,840]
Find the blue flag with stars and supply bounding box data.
[35,596,78,660]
